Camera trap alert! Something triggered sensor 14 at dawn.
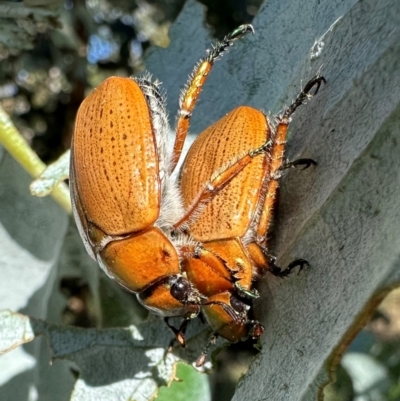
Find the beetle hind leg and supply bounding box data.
[170,24,254,172]
[255,73,326,244]
[267,255,310,278]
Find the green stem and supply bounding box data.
[0,105,71,213]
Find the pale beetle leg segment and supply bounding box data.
[164,317,190,348]
[256,73,326,244]
[196,333,218,367]
[170,24,254,173]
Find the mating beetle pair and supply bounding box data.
[70,24,324,364]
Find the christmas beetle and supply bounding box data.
[178,74,325,359]
[70,20,325,363]
[70,25,253,336]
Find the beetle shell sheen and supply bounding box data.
[181,106,270,242]
[73,77,160,236]
[70,76,196,318]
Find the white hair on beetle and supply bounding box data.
[135,74,195,247]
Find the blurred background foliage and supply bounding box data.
[324,288,400,401]
[0,0,262,163]
[1,1,400,400]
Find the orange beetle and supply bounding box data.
[70,25,253,334]
[70,19,325,361]
[70,75,199,319]
[178,75,325,351]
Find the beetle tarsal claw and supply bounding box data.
[281,158,318,171]
[283,73,326,118]
[267,256,310,278]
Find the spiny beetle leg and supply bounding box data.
[283,73,326,119]
[254,75,325,246]
[164,317,190,349]
[281,158,317,171]
[195,333,218,367]
[175,74,324,230]
[205,24,254,62]
[268,256,310,278]
[171,24,254,172]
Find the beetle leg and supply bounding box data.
[267,255,310,277]
[164,317,190,348]
[253,163,284,245]
[174,153,255,230]
[249,240,310,276]
[174,140,303,232]
[234,283,259,299]
[195,333,218,367]
[200,239,259,299]
[247,319,265,339]
[255,74,326,244]
[283,73,326,119]
[280,158,317,171]
[170,24,254,172]
[185,243,259,299]
[247,244,309,277]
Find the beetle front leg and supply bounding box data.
[247,243,309,277]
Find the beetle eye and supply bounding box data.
[230,294,250,313]
[170,277,192,303]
